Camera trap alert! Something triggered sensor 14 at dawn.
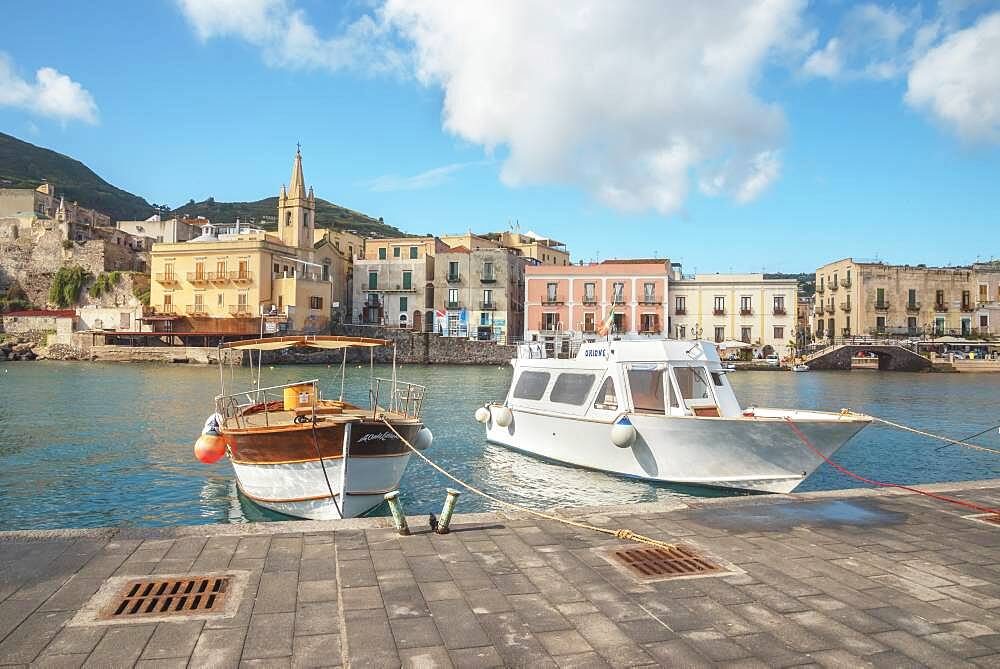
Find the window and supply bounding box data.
[876,288,886,307]
[908,317,918,333]
[677,324,686,339]
[583,313,596,333]
[675,296,686,313]
[740,296,752,313]
[981,315,989,328]
[714,326,724,343]
[936,289,945,308]
[194,293,204,308]
[714,296,725,314]
[368,271,378,290]
[409,246,418,259]
[274,263,280,274]
[483,289,493,306]
[640,313,659,333]
[876,316,886,331]
[542,312,558,331]
[448,288,459,305]
[448,261,460,280]
[833,273,839,286]
[961,318,971,336]
[643,283,655,302]
[393,246,400,257]
[546,282,558,302]
[908,289,917,307]
[310,296,323,310]
[402,271,412,290]
[238,293,247,309]
[627,367,665,413]
[774,296,785,313]
[846,316,851,333]
[550,373,596,405]
[513,371,550,400]
[195,261,205,280]
[217,293,223,306]
[593,377,618,410]
[322,263,330,281]
[584,282,596,302]
[480,312,490,326]
[483,261,494,280]
[612,282,625,304]
[399,296,408,312]
[817,319,824,337]
[935,317,945,334]
[741,327,751,343]
[378,247,387,259]
[285,211,292,227]
[774,326,784,340]
[612,313,625,332]
[163,293,172,307]
[367,293,379,307]
[673,366,712,402]
[216,260,226,276]
[711,372,725,387]
[962,290,971,308]
[980,284,988,302]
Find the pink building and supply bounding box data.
[524,260,669,340]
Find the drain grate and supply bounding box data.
[99,576,230,620]
[610,545,723,581]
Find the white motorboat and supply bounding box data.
[477,337,869,494]
[791,363,809,372]
[206,335,431,520]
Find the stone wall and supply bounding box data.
[260,323,516,365]
[0,314,74,341]
[85,345,242,364]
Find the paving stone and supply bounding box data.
[568,612,632,649]
[448,645,505,668]
[507,593,573,632]
[29,654,89,669]
[36,625,106,658]
[427,599,489,650]
[140,620,205,660]
[809,649,876,668]
[341,608,399,667]
[290,633,341,668]
[552,651,612,668]
[83,624,157,668]
[643,638,713,667]
[135,658,189,669]
[255,570,299,613]
[477,611,556,667]
[189,627,247,668]
[417,581,462,602]
[0,609,72,664]
[399,645,454,668]
[730,632,813,667]
[294,600,340,637]
[242,611,295,659]
[339,584,383,610]
[391,616,444,649]
[297,578,338,604]
[874,630,977,668]
[788,610,888,656]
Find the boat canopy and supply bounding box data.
[220,335,390,351]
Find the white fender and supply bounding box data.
[493,406,513,427]
[413,427,434,450]
[610,417,636,448]
[474,407,491,424]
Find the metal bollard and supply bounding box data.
[384,490,410,536]
[436,488,461,534]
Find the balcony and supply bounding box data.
[640,298,662,305]
[612,298,626,305]
[906,302,920,312]
[158,304,177,314]
[229,305,253,318]
[446,301,462,310]
[960,303,975,312]
[816,284,825,293]
[840,278,851,288]
[639,328,662,335]
[839,302,851,312]
[229,271,253,284]
[829,282,839,291]
[187,272,209,285]
[480,301,497,311]
[582,297,598,305]
[740,308,752,316]
[935,303,948,312]
[480,273,497,284]
[363,300,382,309]
[675,308,687,315]
[185,305,209,317]
[874,301,889,311]
[713,309,725,316]
[155,273,179,285]
[542,296,565,306]
[814,305,824,315]
[773,307,787,316]
[446,273,461,283]
[207,271,229,283]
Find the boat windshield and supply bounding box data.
[673,366,713,403]
[626,366,666,414]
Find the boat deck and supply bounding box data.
[223,402,414,431]
[1,480,998,666]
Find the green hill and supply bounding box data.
[0,131,401,237]
[0,132,155,220]
[765,272,815,295]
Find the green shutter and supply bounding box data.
[402,271,412,289]
[368,272,377,289]
[378,247,386,259]
[400,296,408,312]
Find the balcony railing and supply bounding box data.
[364,300,382,309]
[446,273,461,283]
[229,271,253,283]
[816,284,825,293]
[480,273,497,284]
[960,303,974,312]
[542,296,565,305]
[640,298,661,305]
[829,282,839,291]
[612,298,626,305]
[773,307,787,315]
[814,305,824,315]
[480,301,497,311]
[839,302,851,312]
[446,301,461,310]
[187,272,209,284]
[874,302,889,311]
[207,271,228,283]
[935,303,948,312]
[185,305,209,316]
[158,304,177,314]
[155,273,179,284]
[906,302,920,312]
[675,308,687,315]
[740,308,752,316]
[713,309,725,316]
[639,328,662,335]
[582,297,597,305]
[229,305,253,317]
[840,278,851,288]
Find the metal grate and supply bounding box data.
[610,545,723,581]
[99,576,231,620]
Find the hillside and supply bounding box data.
[0,132,155,221]
[0,132,402,237]
[765,272,815,295]
[171,197,402,238]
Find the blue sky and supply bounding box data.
[1,1,998,273]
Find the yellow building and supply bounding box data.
[149,148,335,333]
[482,229,570,265]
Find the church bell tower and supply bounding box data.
[277,145,315,249]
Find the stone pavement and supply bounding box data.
[1,480,999,668]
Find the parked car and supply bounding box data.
[765,354,780,366]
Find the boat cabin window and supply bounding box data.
[627,367,666,414]
[594,377,618,410]
[513,371,551,400]
[673,366,713,402]
[711,372,725,386]
[550,373,596,406]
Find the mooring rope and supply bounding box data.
[846,411,1000,456]
[379,417,676,550]
[784,416,999,515]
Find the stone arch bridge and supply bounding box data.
[803,342,931,371]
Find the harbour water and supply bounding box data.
[0,362,998,531]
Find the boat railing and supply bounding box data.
[214,378,321,429]
[370,377,426,419]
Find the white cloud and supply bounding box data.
[803,38,843,78]
[0,52,98,124]
[177,0,813,214]
[365,161,483,192]
[906,12,1000,144]
[802,3,920,81]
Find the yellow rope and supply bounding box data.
[842,410,1000,456]
[380,417,676,550]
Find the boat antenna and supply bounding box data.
[391,343,398,409]
[339,347,347,401]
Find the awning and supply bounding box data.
[220,335,390,351]
[717,339,754,349]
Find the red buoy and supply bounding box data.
[195,433,227,464]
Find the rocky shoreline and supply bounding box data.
[0,338,88,362]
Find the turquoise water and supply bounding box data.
[0,362,998,530]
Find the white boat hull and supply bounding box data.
[232,453,413,520]
[485,408,867,494]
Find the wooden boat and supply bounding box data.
[212,336,431,520]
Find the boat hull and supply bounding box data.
[485,408,868,494]
[223,419,424,520]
